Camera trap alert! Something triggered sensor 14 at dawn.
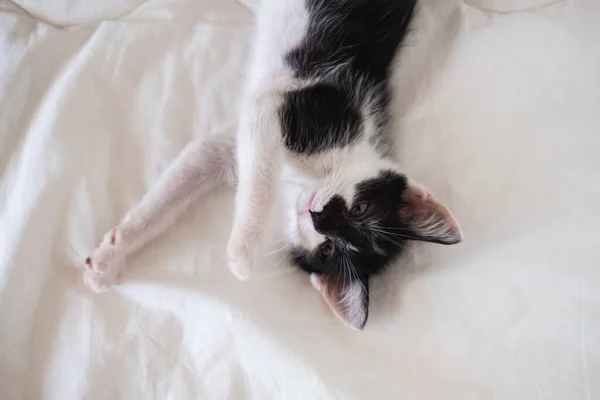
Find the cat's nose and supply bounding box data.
[309,210,323,225]
[310,210,339,234]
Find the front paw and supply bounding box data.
[226,239,254,281]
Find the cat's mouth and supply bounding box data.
[295,211,323,249]
[297,190,317,216]
[293,190,326,249]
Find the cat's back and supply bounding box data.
[286,0,417,82]
[249,0,417,85]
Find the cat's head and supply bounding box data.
[286,160,461,330]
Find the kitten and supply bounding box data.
[84,0,462,330]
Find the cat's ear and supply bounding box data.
[400,182,462,245]
[310,273,369,331]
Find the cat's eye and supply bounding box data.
[320,240,335,259]
[349,202,371,217]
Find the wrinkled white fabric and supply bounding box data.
[0,0,599,399]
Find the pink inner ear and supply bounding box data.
[403,183,462,244]
[311,274,368,331]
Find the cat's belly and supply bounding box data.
[280,161,321,189]
[282,145,369,180]
[282,149,344,182]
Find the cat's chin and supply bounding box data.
[281,182,329,250]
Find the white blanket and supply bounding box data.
[1,0,599,398]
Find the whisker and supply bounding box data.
[268,242,291,256]
[327,166,348,196]
[367,211,391,226]
[347,257,366,294]
[378,226,416,233]
[281,180,306,188]
[271,251,291,270]
[369,227,420,241]
[270,237,291,245]
[374,232,416,255]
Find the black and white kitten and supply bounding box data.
[84,0,462,330]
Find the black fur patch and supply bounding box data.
[280,0,417,156]
[279,84,362,155]
[286,0,418,83]
[279,1,420,328]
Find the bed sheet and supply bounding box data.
[1,0,599,399]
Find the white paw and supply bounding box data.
[226,240,253,281]
[84,228,124,292]
[83,267,119,293]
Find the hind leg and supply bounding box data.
[85,131,236,292]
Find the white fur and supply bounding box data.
[84,0,461,334]
[225,0,309,279]
[84,130,236,291]
[281,143,404,255]
[225,0,408,279]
